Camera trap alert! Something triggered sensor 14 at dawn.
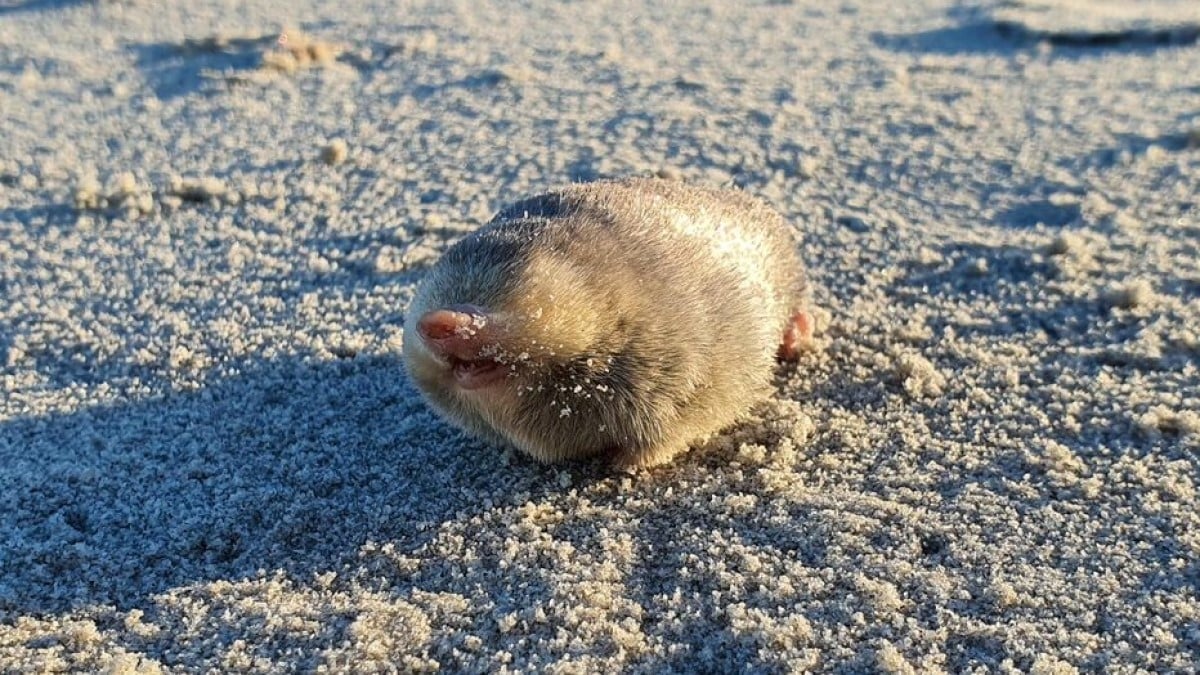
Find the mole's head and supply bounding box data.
[401,223,614,451]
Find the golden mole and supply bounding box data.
[403,177,813,469]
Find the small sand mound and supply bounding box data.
[262,29,342,73]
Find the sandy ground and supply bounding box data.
[1,0,1198,672]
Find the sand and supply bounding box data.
[1,0,1198,672]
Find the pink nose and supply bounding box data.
[416,305,492,360]
[417,307,477,339]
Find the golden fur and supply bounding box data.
[402,178,810,469]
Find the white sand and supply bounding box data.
[2,0,1198,672]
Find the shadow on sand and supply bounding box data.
[0,353,538,616]
[0,0,83,16]
[872,4,1199,58]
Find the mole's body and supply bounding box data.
[402,178,813,469]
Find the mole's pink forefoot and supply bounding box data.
[777,310,815,361]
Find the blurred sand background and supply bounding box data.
[1,0,1198,672]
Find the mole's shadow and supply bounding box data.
[0,354,546,616]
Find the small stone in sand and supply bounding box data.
[74,173,155,215]
[797,155,821,179]
[1104,279,1156,310]
[170,176,228,203]
[1047,232,1083,256]
[967,257,990,276]
[875,642,917,675]
[263,29,341,73]
[74,177,104,210]
[914,246,943,267]
[893,351,947,398]
[1144,144,1168,163]
[322,139,348,165]
[1137,407,1200,438]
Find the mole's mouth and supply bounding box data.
[449,357,506,390]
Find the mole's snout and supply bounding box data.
[417,305,488,342]
[415,305,507,389]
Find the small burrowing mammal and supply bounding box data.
[403,177,814,469]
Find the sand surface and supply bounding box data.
[2,0,1198,672]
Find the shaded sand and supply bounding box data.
[2,0,1198,672]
